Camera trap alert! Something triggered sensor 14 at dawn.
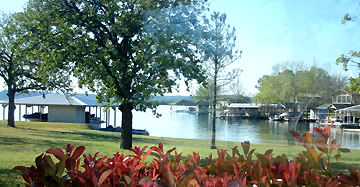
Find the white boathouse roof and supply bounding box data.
[338,105,360,112]
[227,103,281,109]
[0,93,101,107]
[228,103,262,108]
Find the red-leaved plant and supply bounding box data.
[14,125,360,186]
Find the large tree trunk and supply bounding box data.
[211,58,218,149]
[7,89,15,128]
[119,104,133,149]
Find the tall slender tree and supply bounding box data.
[24,0,208,149]
[201,12,241,149]
[0,12,71,127]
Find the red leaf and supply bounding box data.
[66,144,74,156]
[289,130,299,137]
[98,169,112,185]
[142,149,153,162]
[150,146,162,154]
[71,146,85,160]
[66,158,76,171]
[316,137,326,143]
[166,147,176,156]
[313,127,322,134]
[47,148,66,161]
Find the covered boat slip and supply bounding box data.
[0,93,117,127]
[335,105,360,131]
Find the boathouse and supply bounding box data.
[223,103,262,119]
[0,93,115,125]
[2,94,91,123]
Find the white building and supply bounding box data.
[0,93,100,124]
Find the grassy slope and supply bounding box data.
[0,121,359,186]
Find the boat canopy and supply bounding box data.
[338,105,360,113]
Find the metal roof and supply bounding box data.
[338,105,360,112]
[0,93,102,106]
[228,103,261,108]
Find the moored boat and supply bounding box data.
[269,113,288,121]
[99,127,150,136]
[23,112,48,121]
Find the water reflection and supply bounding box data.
[330,129,360,149]
[5,105,360,149]
[134,106,360,149]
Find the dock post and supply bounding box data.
[2,104,6,120]
[108,110,110,127]
[19,105,21,121]
[105,109,108,128]
[99,107,102,122]
[107,109,109,127]
[113,107,116,127]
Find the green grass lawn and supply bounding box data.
[0,121,360,186]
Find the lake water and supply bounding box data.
[6,105,360,149]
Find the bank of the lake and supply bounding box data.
[0,121,360,186]
[6,105,360,149]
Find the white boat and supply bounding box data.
[269,113,288,121]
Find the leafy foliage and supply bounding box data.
[337,8,360,93]
[15,125,360,187]
[23,0,209,148]
[255,64,347,104]
[0,12,71,127]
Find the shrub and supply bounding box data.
[14,125,360,186]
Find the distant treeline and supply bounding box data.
[149,96,194,105]
[149,95,252,105]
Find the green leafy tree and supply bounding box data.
[0,12,71,128]
[255,64,346,104]
[337,11,360,93]
[24,0,208,149]
[255,75,284,104]
[194,80,220,103]
[195,84,211,102]
[201,12,241,149]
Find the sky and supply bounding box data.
[0,0,359,96]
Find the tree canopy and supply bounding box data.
[255,63,347,105]
[0,12,71,127]
[24,0,209,149]
[336,11,360,93]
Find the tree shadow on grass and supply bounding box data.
[17,127,174,145]
[132,136,173,145]
[0,137,28,146]
[0,136,75,153]
[0,168,23,187]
